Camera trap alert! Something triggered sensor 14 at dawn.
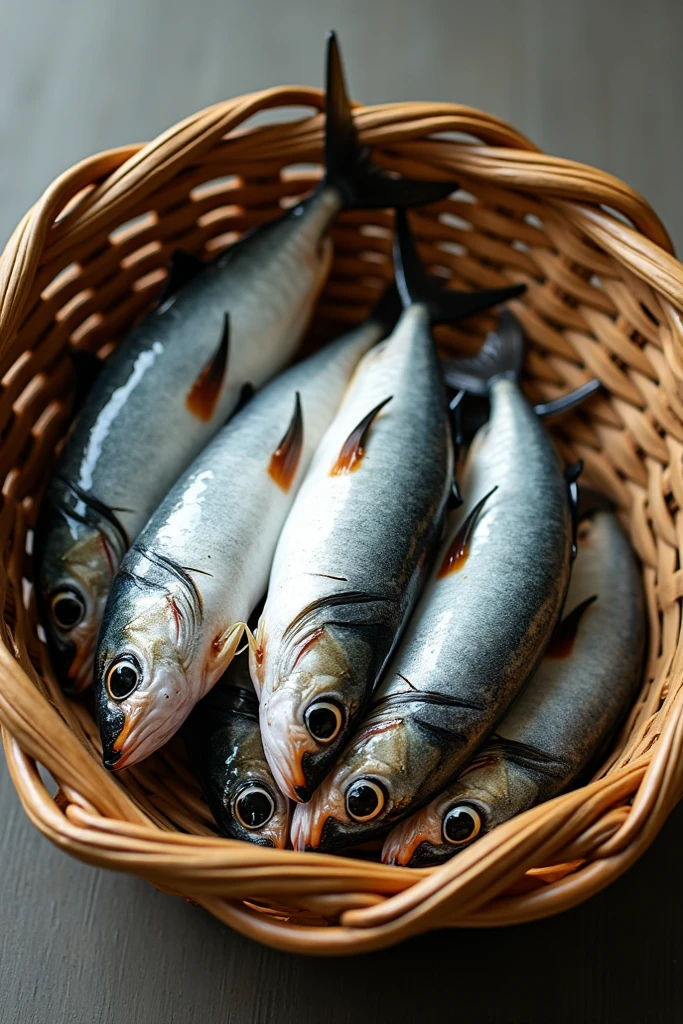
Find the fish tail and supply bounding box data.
[441,309,526,395]
[324,32,456,210]
[367,284,402,337]
[394,210,526,327]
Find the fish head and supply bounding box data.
[93,565,204,770]
[291,715,440,852]
[382,754,538,866]
[381,788,488,867]
[35,497,123,694]
[258,621,381,802]
[203,720,290,848]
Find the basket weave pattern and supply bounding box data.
[1,88,683,955]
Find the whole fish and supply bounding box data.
[93,306,393,770]
[291,310,573,852]
[383,501,645,866]
[183,653,290,848]
[34,31,455,694]
[251,212,524,803]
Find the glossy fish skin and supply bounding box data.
[253,303,454,803]
[183,654,290,848]
[36,193,336,693]
[292,335,571,851]
[94,321,383,771]
[36,30,457,694]
[384,507,645,866]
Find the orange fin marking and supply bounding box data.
[330,396,392,476]
[545,595,597,659]
[186,313,230,421]
[437,486,498,579]
[268,392,304,492]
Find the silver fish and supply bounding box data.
[35,32,455,693]
[252,213,524,803]
[291,310,572,852]
[183,653,290,848]
[94,313,388,770]
[383,502,646,866]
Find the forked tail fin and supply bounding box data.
[394,210,525,327]
[442,309,525,395]
[325,32,457,210]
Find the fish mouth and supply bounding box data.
[382,826,445,867]
[96,700,127,770]
[292,801,383,853]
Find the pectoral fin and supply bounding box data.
[211,621,247,677]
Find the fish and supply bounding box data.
[183,653,290,847]
[252,211,525,804]
[34,31,456,694]
[93,303,396,770]
[291,309,573,852]
[383,500,646,866]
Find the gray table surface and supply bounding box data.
[1,2,682,1021]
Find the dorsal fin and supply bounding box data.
[186,313,230,422]
[437,486,498,578]
[70,347,103,410]
[330,396,392,476]
[545,595,597,659]
[268,392,304,492]
[157,250,204,311]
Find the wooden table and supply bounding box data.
[1,1,681,1020]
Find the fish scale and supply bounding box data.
[383,505,646,866]
[253,303,455,801]
[93,317,386,770]
[36,31,459,694]
[291,313,573,853]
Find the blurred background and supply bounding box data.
[1,0,683,249]
[1,1,683,1022]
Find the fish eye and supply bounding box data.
[234,785,275,830]
[304,699,343,743]
[345,778,386,822]
[50,588,85,631]
[442,805,482,846]
[106,656,142,701]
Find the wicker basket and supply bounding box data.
[2,86,683,956]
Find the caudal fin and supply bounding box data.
[325,32,456,210]
[394,209,526,326]
[442,310,525,394]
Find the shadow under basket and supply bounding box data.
[2,87,683,956]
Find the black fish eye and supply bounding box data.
[443,805,482,846]
[106,656,142,701]
[304,700,343,743]
[234,785,275,830]
[50,588,85,631]
[346,779,386,822]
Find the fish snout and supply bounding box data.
[259,682,344,801]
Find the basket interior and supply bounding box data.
[1,93,681,945]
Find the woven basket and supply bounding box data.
[2,86,683,957]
